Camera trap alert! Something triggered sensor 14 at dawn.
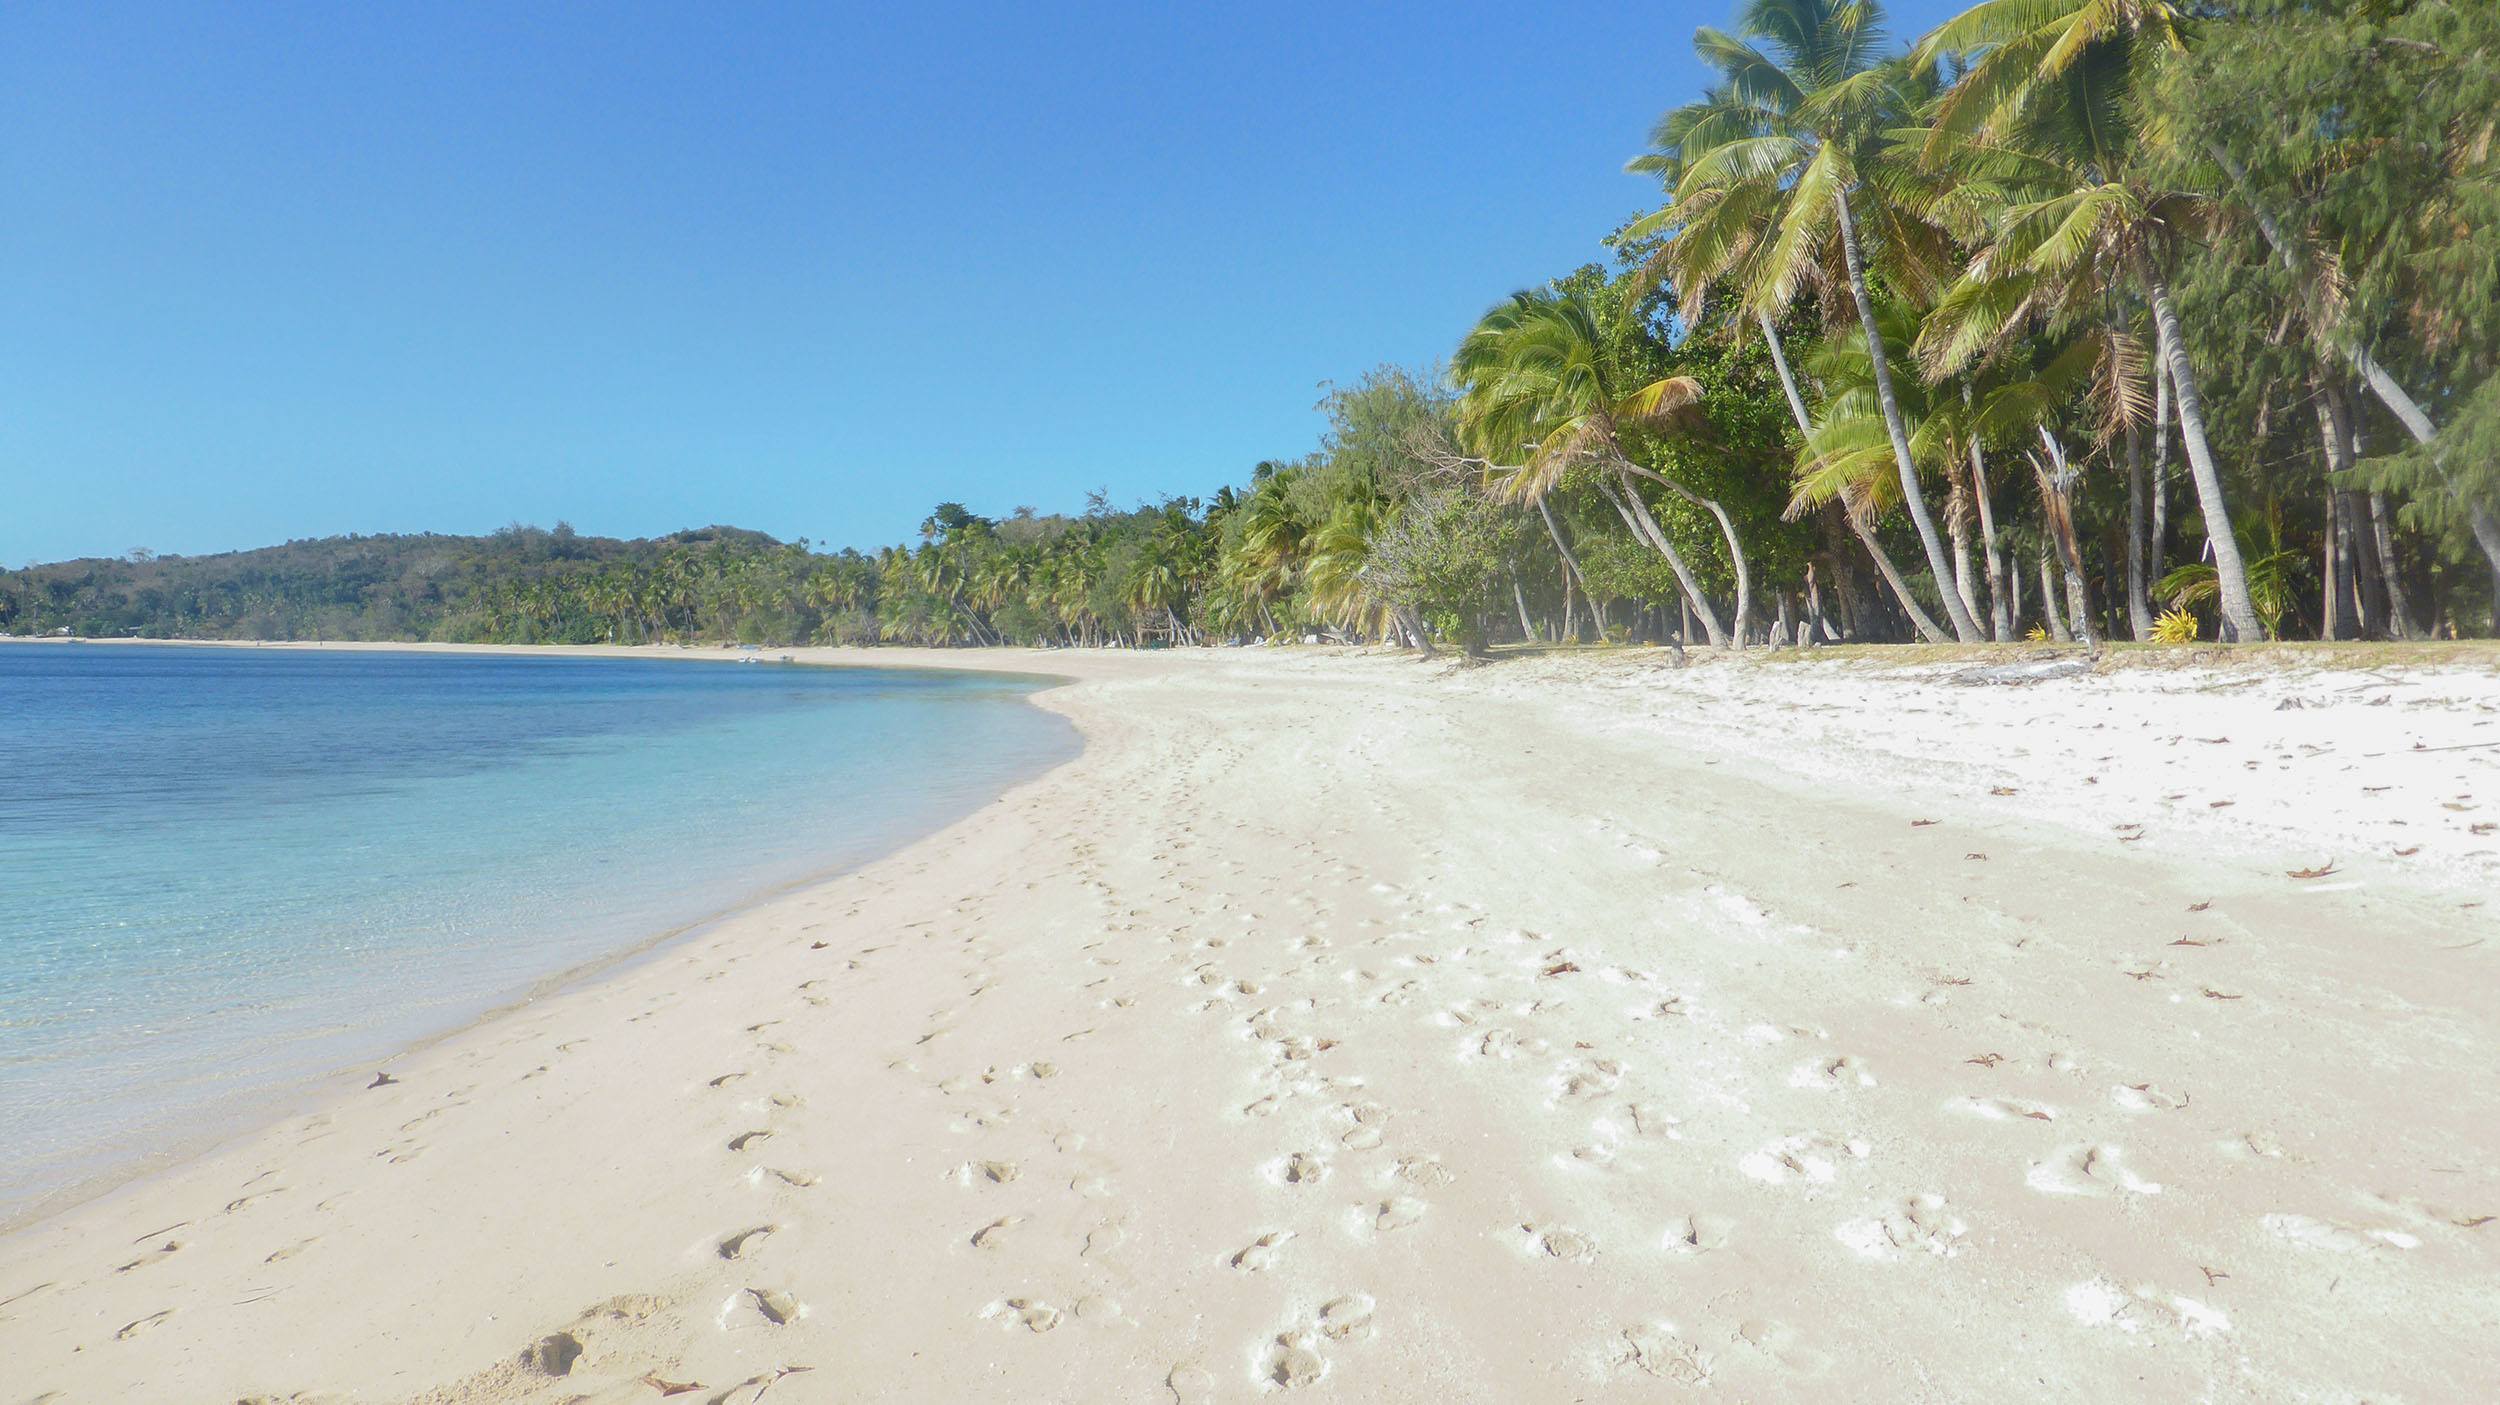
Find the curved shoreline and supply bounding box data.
[0,643,1089,1231]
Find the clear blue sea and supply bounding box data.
[0,645,1075,1220]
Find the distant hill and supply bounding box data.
[0,524,839,644]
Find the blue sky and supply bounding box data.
[0,0,1963,565]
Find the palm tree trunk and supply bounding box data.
[2035,434,2095,648]
[2123,416,2156,639]
[2134,250,2265,641]
[1758,309,1953,643]
[2039,546,2071,642]
[1624,463,1752,647]
[2149,357,2172,594]
[1967,432,2012,641]
[1598,472,1726,647]
[1833,186,1984,642]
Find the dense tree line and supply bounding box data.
[8,0,2495,652]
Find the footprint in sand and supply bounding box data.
[2062,1279,2229,1339]
[1082,1218,1127,1257]
[1392,1156,1454,1189]
[1230,1231,1292,1272]
[1727,1317,1834,1375]
[1663,1214,1735,1255]
[1835,1194,1967,1259]
[1738,1134,1868,1188]
[1277,1152,1329,1186]
[955,1160,1019,1186]
[115,1309,172,1340]
[1520,1224,1597,1262]
[1611,1322,1713,1385]
[726,1130,774,1153]
[1372,1197,1427,1232]
[981,1296,1062,1333]
[969,1216,1023,1249]
[739,1287,803,1327]
[1789,1056,1876,1091]
[2028,1144,2162,1197]
[1950,1095,2058,1123]
[752,1166,818,1189]
[1261,1331,1328,1388]
[2260,1213,2420,1252]
[114,1241,182,1273]
[718,1225,778,1260]
[1316,1293,1376,1340]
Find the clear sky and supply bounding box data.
[0,0,1963,565]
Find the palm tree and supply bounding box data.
[1641,0,1985,641]
[1914,0,2266,640]
[1452,289,1750,647]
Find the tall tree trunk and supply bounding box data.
[2035,434,2095,648]
[1967,432,2012,641]
[1759,310,1953,643]
[2135,250,2265,641]
[1833,186,1984,642]
[2039,546,2071,643]
[1598,473,1727,647]
[2150,356,2172,590]
[1509,570,1536,643]
[2123,417,2156,639]
[1946,479,1979,627]
[2312,382,2357,639]
[2369,492,2416,638]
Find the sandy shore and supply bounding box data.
[4,643,2497,1402]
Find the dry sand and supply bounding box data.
[3,643,2497,1403]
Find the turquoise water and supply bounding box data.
[0,645,1075,1220]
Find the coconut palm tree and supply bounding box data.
[1638,0,1986,641]
[1913,0,2265,640]
[1452,289,1751,647]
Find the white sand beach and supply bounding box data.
[4,644,2498,1403]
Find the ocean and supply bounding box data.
[0,644,1075,1221]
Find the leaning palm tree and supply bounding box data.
[1634,0,1986,641]
[1451,289,1751,647]
[1913,0,2265,640]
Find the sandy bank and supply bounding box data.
[3,643,2495,1403]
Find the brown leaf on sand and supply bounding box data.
[1911,818,1941,828]
[1541,962,1581,978]
[2196,736,2231,744]
[642,1377,703,1398]
[1989,786,2018,797]
[1965,852,1988,861]
[2395,846,2422,857]
[2124,969,2164,982]
[2199,1266,2229,1287]
[2169,937,2206,947]
[2187,900,2212,912]
[2473,823,2496,836]
[2454,1214,2494,1229]
[2286,861,2340,879]
[367,1073,398,1089]
[1965,1053,2004,1068]
[2201,988,2244,1001]
[809,940,829,950]
[2208,800,2235,809]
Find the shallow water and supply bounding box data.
[0,645,1074,1219]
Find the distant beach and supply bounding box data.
[3,642,2495,1402]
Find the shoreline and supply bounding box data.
[0,643,1088,1232]
[5,644,2496,1402]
